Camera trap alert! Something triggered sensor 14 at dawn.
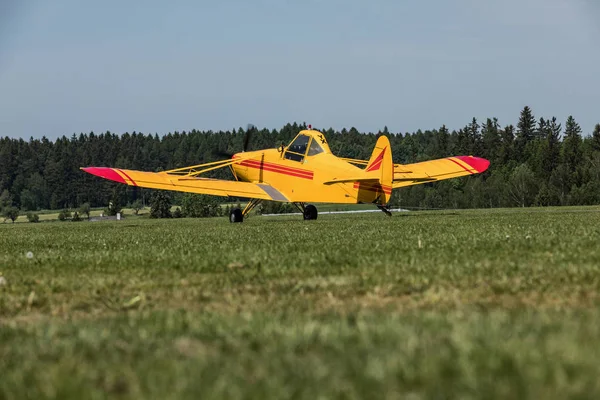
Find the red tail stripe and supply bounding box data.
[366,159,383,172]
[366,147,386,172]
[353,182,392,194]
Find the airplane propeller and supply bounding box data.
[242,123,255,152]
[214,123,256,159]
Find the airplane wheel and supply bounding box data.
[303,204,318,220]
[229,208,243,223]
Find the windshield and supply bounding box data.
[307,138,324,156]
[284,134,310,162]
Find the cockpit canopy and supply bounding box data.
[283,130,331,163]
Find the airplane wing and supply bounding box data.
[393,156,489,188]
[80,167,288,201]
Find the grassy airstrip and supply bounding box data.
[1,207,600,399]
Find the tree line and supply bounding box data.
[1,106,599,215]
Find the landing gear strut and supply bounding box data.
[376,204,392,217]
[229,199,263,223]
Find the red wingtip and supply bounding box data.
[81,167,126,184]
[455,156,490,173]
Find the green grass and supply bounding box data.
[1,207,600,399]
[9,202,392,223]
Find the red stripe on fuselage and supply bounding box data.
[239,160,313,177]
[239,160,314,180]
[243,160,313,177]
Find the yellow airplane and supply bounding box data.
[81,125,489,222]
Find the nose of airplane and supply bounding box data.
[455,156,490,173]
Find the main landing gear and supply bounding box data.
[229,198,263,223]
[229,201,318,223]
[292,202,317,220]
[229,208,243,223]
[303,204,318,220]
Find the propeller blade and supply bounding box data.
[212,149,235,159]
[243,123,256,152]
[213,123,256,158]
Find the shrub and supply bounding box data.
[131,199,144,215]
[150,191,172,218]
[3,206,19,223]
[181,194,222,218]
[78,202,91,219]
[258,201,295,215]
[26,212,40,223]
[105,201,122,217]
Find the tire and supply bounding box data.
[303,204,318,220]
[229,208,243,223]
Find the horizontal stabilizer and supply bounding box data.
[392,156,490,188]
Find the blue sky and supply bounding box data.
[0,0,598,139]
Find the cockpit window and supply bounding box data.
[284,134,310,162]
[307,139,324,156]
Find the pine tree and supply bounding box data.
[481,118,501,163]
[535,117,547,140]
[562,115,583,174]
[455,126,471,155]
[468,118,482,155]
[498,125,515,164]
[542,117,561,177]
[515,106,536,161]
[592,123,600,152]
[433,125,450,158]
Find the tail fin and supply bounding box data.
[366,136,393,203]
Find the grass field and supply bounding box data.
[7,203,378,223]
[2,207,600,399]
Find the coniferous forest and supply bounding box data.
[1,106,600,213]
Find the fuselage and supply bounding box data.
[230,130,390,204]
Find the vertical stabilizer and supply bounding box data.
[365,136,393,204]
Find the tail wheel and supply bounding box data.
[229,208,243,223]
[303,204,318,220]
